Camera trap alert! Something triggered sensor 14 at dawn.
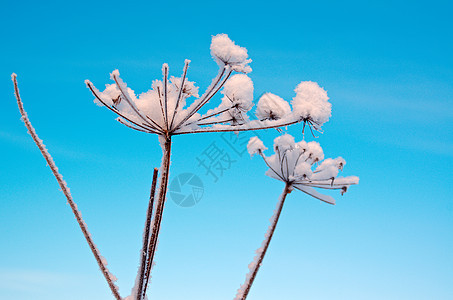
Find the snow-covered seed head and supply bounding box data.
[210,34,252,73]
[305,141,324,164]
[221,74,254,112]
[251,134,358,204]
[273,134,295,152]
[247,136,267,157]
[292,81,331,129]
[87,34,315,137]
[255,93,291,121]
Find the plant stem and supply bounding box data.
[136,168,159,300]
[235,183,291,300]
[12,74,122,300]
[142,136,172,298]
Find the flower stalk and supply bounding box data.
[12,74,122,300]
[141,137,172,298]
[235,183,292,300]
[236,134,359,298]
[136,168,159,300]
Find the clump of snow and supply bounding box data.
[292,81,331,128]
[247,136,267,156]
[218,74,254,124]
[273,134,295,151]
[210,34,252,73]
[255,93,291,121]
[221,74,254,110]
[293,161,313,179]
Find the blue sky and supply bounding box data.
[1,0,452,299]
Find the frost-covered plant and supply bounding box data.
[12,34,326,300]
[234,134,358,299]
[85,33,315,300]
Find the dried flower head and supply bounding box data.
[248,134,358,204]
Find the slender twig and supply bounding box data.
[116,118,157,134]
[196,118,234,126]
[136,168,159,300]
[169,60,190,130]
[292,184,335,204]
[189,69,233,118]
[173,118,301,135]
[86,81,163,134]
[13,74,122,300]
[145,115,166,132]
[156,86,167,128]
[235,183,291,300]
[196,105,235,122]
[142,137,172,297]
[173,66,227,130]
[112,73,163,132]
[259,152,286,182]
[163,64,169,131]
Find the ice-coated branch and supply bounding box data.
[135,168,159,300]
[173,65,228,131]
[169,59,190,129]
[196,104,237,123]
[12,74,122,300]
[234,183,291,300]
[86,80,164,134]
[162,64,169,131]
[117,118,159,134]
[173,117,302,135]
[111,71,163,133]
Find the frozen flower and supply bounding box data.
[237,134,358,300]
[248,134,358,204]
[84,34,311,300]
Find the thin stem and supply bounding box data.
[156,86,167,129]
[163,64,169,131]
[191,69,233,116]
[235,183,291,300]
[196,105,235,122]
[112,73,164,132]
[173,118,301,135]
[196,118,234,126]
[142,136,172,298]
[169,60,190,130]
[145,115,166,132]
[116,118,157,134]
[136,168,159,300]
[259,152,285,182]
[13,74,122,300]
[86,81,163,134]
[173,66,227,131]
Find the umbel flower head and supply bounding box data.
[85,34,331,137]
[247,134,359,204]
